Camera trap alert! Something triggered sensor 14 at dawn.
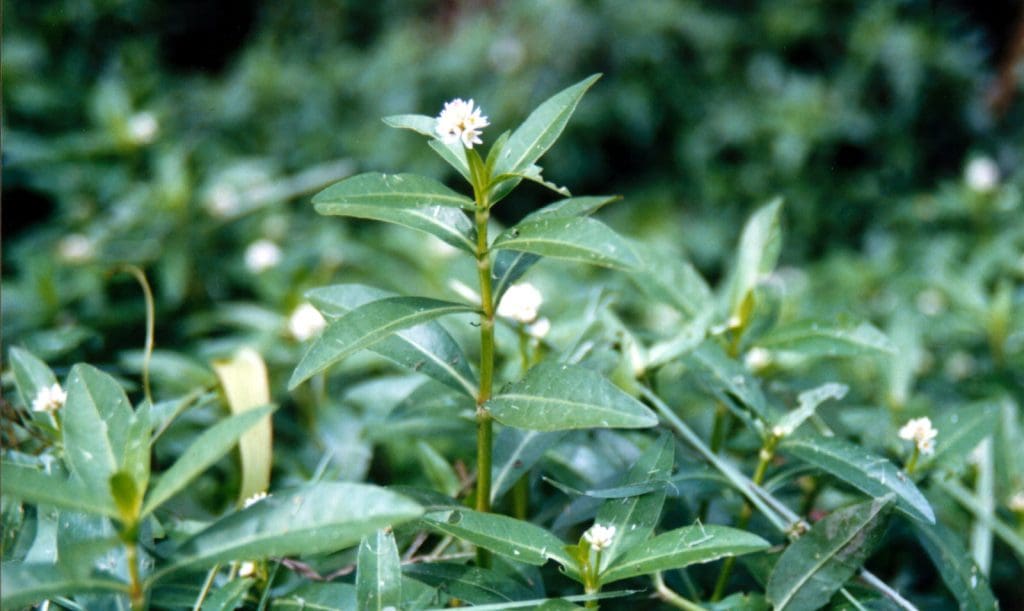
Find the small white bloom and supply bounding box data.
[243,491,269,508]
[127,111,159,144]
[435,98,490,149]
[899,417,938,456]
[207,184,240,218]
[288,303,326,341]
[745,347,772,371]
[32,383,67,413]
[238,561,256,577]
[244,239,282,273]
[497,283,543,324]
[771,424,791,439]
[58,233,95,263]
[965,156,999,193]
[582,523,616,551]
[527,317,551,339]
[1008,491,1024,513]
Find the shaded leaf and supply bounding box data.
[756,321,896,358]
[383,114,470,180]
[0,563,128,609]
[1,461,117,517]
[773,383,848,438]
[492,216,640,270]
[491,249,543,303]
[487,361,658,431]
[628,241,713,319]
[767,496,894,611]
[912,519,998,611]
[269,583,356,610]
[289,297,476,389]
[422,508,570,567]
[684,341,772,422]
[927,401,1000,472]
[356,529,402,611]
[491,429,566,502]
[781,436,934,523]
[404,563,535,605]
[201,578,254,611]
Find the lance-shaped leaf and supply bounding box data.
[383,114,470,180]
[486,361,658,431]
[493,216,640,270]
[628,241,713,319]
[927,401,999,472]
[492,164,570,198]
[684,341,773,423]
[772,383,848,438]
[767,496,894,611]
[201,578,254,611]
[289,297,476,389]
[912,519,997,611]
[602,525,770,584]
[154,483,423,580]
[755,321,896,358]
[1,564,129,609]
[2,461,118,517]
[596,434,674,571]
[356,529,402,611]
[313,173,475,253]
[491,249,543,304]
[422,509,571,567]
[404,563,536,605]
[142,405,276,516]
[494,74,601,177]
[8,346,58,412]
[213,349,274,506]
[61,364,136,494]
[491,429,567,502]
[726,198,783,320]
[781,435,934,524]
[307,284,477,397]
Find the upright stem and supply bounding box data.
[126,542,144,611]
[472,166,495,567]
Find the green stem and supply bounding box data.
[904,447,920,475]
[191,565,220,611]
[117,265,155,405]
[513,475,529,520]
[653,572,706,611]
[709,402,730,454]
[126,542,145,611]
[472,153,495,568]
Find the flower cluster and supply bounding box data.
[497,282,543,324]
[582,523,616,551]
[898,416,938,456]
[288,303,327,341]
[245,239,282,273]
[32,383,67,413]
[435,98,489,149]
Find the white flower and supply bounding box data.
[32,383,67,413]
[206,184,240,218]
[238,561,256,577]
[243,491,269,508]
[58,233,95,263]
[899,417,938,456]
[288,303,326,341]
[1008,491,1024,513]
[127,112,159,144]
[964,156,999,193]
[745,347,772,371]
[582,523,616,551]
[435,98,490,149]
[244,239,282,273]
[527,317,551,339]
[497,283,543,324]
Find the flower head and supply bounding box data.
[964,156,999,193]
[58,233,96,263]
[288,303,326,341]
[899,417,938,456]
[127,112,159,145]
[435,98,490,149]
[1008,491,1024,513]
[582,523,616,551]
[497,282,543,324]
[32,383,67,413]
[245,239,282,273]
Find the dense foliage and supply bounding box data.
[3,1,1023,610]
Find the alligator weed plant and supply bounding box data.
[3,75,1013,611]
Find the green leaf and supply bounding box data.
[491,429,566,502]
[201,578,254,611]
[756,321,896,358]
[289,297,476,389]
[155,483,423,579]
[141,405,276,517]
[927,401,1000,472]
[212,348,274,505]
[628,241,713,319]
[486,361,658,431]
[269,583,356,610]
[602,525,770,584]
[494,74,601,177]
[767,496,894,611]
[493,164,570,197]
[492,216,640,270]
[8,346,58,411]
[313,173,475,253]
[422,508,570,567]
[1,461,117,517]
[684,341,772,423]
[772,383,848,438]
[491,250,542,303]
[726,198,783,320]
[781,435,935,523]
[596,435,674,571]
[307,284,478,397]
[404,563,536,605]
[416,441,461,498]
[524,195,621,222]
[0,564,129,609]
[912,519,998,611]
[383,114,470,180]
[356,529,402,611]
[62,364,136,494]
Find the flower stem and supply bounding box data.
[471,152,495,567]
[904,447,920,475]
[126,542,145,611]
